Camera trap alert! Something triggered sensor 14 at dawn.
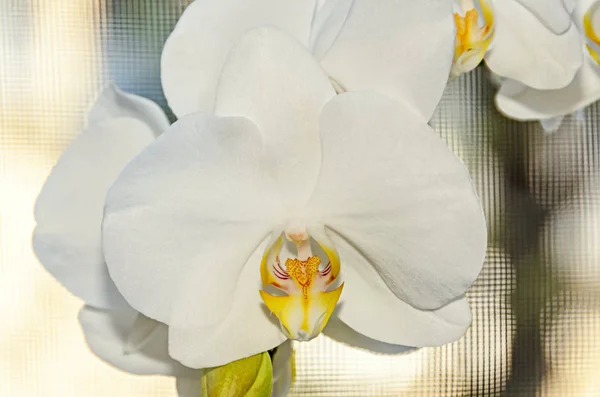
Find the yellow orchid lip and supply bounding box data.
[259,232,343,341]
[584,1,600,65]
[451,0,495,77]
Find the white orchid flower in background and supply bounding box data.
[102,27,487,369]
[495,0,600,131]
[161,0,455,122]
[32,85,293,396]
[543,178,600,295]
[452,0,582,91]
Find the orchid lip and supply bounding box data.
[259,230,343,341]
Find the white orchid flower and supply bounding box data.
[495,0,600,130]
[102,27,487,369]
[543,178,600,295]
[452,0,583,91]
[32,85,292,396]
[161,0,455,122]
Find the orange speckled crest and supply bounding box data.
[285,256,321,299]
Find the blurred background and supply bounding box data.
[1,0,599,396]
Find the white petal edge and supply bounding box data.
[215,27,335,211]
[88,84,169,136]
[160,0,317,118]
[168,239,286,368]
[323,317,416,354]
[515,0,573,33]
[34,91,162,309]
[78,305,198,377]
[306,92,487,311]
[328,230,474,346]
[318,0,455,121]
[485,0,582,90]
[103,113,284,329]
[309,0,353,61]
[539,115,566,133]
[495,58,600,120]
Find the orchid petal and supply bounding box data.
[34,87,164,310]
[103,113,284,329]
[161,0,317,118]
[309,0,354,61]
[124,313,160,354]
[495,59,600,120]
[167,240,286,368]
[215,27,335,211]
[78,305,197,376]
[318,0,455,120]
[88,84,169,137]
[328,231,473,346]
[515,0,573,34]
[564,0,576,13]
[484,0,582,90]
[323,317,416,354]
[306,92,486,311]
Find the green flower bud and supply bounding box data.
[201,351,273,397]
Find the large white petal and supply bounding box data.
[78,305,198,376]
[103,113,284,329]
[328,232,473,346]
[495,58,600,120]
[323,317,416,354]
[515,0,573,33]
[318,0,455,121]
[34,88,164,310]
[485,0,582,90]
[168,240,286,368]
[306,92,487,311]
[215,27,335,211]
[161,0,317,118]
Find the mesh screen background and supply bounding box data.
[1,1,599,396]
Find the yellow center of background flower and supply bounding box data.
[452,0,495,77]
[584,1,600,65]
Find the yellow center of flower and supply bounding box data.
[259,231,343,341]
[584,1,600,65]
[451,0,495,77]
